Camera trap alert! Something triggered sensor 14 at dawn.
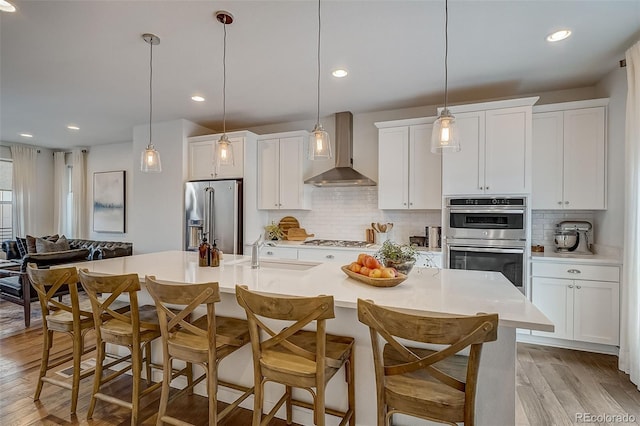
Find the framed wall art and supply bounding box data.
[93,170,126,233]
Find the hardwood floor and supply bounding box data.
[1,298,638,425]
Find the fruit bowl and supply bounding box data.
[341,265,407,288]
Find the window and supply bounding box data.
[0,160,12,240]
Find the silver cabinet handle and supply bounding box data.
[486,186,489,190]
[557,201,562,205]
[326,254,335,259]
[576,285,582,289]
[565,201,569,205]
[266,251,274,255]
[567,269,581,274]
[568,284,574,288]
[403,202,407,206]
[274,203,278,207]
[409,202,413,206]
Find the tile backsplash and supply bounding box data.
[531,210,595,246]
[267,186,441,244]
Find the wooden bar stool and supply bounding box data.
[26,264,96,414]
[357,298,498,426]
[78,269,162,425]
[145,276,254,426]
[235,285,355,426]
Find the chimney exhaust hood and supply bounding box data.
[304,111,377,187]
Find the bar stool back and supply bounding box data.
[235,285,355,426]
[145,276,254,426]
[357,298,498,426]
[27,264,94,414]
[78,269,161,425]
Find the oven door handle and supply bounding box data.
[448,209,525,214]
[448,246,524,254]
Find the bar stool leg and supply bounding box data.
[285,385,292,424]
[156,356,172,426]
[316,380,326,426]
[208,361,217,426]
[252,378,264,426]
[34,329,53,400]
[131,344,141,425]
[70,329,83,414]
[88,340,106,419]
[144,341,152,385]
[347,351,356,426]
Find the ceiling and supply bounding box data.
[1,0,639,150]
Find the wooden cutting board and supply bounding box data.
[287,228,315,241]
[278,216,300,240]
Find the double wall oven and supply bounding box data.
[444,197,527,294]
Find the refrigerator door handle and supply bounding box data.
[205,187,215,241]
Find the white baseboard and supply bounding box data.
[517,334,619,355]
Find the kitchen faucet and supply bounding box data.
[251,235,264,269]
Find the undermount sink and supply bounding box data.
[232,259,320,271]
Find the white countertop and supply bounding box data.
[71,250,552,332]
[531,251,622,266]
[259,240,442,254]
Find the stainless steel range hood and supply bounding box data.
[304,111,377,187]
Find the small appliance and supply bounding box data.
[554,221,593,254]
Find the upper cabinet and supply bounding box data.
[188,134,245,180]
[375,118,441,210]
[442,97,538,196]
[257,131,311,210]
[532,99,608,210]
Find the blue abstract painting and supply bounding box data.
[93,171,125,233]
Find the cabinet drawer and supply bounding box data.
[298,249,356,264]
[260,246,298,260]
[532,262,619,282]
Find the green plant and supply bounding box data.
[264,221,285,241]
[376,240,417,263]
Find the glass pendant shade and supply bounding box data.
[308,123,332,160]
[431,109,461,153]
[141,144,162,172]
[217,134,234,166]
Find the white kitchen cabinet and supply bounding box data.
[442,97,538,196]
[257,132,311,210]
[532,99,608,210]
[188,135,244,180]
[375,119,441,210]
[531,261,619,346]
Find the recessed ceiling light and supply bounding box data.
[0,1,16,12]
[20,133,33,138]
[67,125,80,130]
[546,30,572,42]
[332,69,348,78]
[191,95,205,102]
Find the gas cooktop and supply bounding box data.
[301,239,373,248]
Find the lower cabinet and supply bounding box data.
[531,261,619,346]
[259,246,298,260]
[298,248,361,264]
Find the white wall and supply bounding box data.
[86,142,133,242]
[131,119,211,254]
[595,66,627,250]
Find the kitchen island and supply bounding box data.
[71,250,553,426]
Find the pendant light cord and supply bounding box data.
[444,0,449,110]
[222,20,227,135]
[316,0,321,125]
[149,39,154,147]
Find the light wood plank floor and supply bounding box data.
[1,298,638,425]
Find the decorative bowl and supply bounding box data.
[383,259,416,275]
[341,265,407,288]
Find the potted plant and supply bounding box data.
[376,240,418,275]
[264,221,285,241]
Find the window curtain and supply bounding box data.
[620,39,640,390]
[53,152,66,235]
[10,145,38,236]
[70,149,87,239]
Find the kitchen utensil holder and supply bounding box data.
[375,232,388,245]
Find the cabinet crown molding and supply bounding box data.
[187,130,258,143]
[533,98,610,113]
[441,96,540,115]
[375,117,436,129]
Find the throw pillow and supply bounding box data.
[35,235,70,253]
[15,237,28,258]
[26,234,59,253]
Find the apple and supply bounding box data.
[357,253,368,266]
[349,262,361,273]
[359,266,370,276]
[369,268,382,278]
[381,267,396,278]
[364,256,381,270]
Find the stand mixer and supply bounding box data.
[554,221,593,254]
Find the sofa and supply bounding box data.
[0,237,133,327]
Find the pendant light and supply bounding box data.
[140,33,162,172]
[431,0,461,153]
[308,0,332,160]
[216,11,234,167]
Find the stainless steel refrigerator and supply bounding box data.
[185,180,243,255]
